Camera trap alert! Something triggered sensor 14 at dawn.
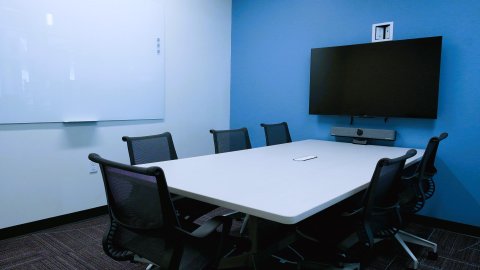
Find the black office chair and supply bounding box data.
[400,132,448,213]
[394,132,448,268]
[89,153,233,269]
[122,132,178,165]
[260,122,292,146]
[345,149,420,269]
[209,128,252,154]
[296,149,417,269]
[122,133,218,230]
[418,132,448,200]
[209,128,251,235]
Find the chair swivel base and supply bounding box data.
[395,230,437,269]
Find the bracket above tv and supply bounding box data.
[349,115,389,125]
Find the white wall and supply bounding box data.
[0,0,232,229]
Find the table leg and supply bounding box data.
[219,215,297,269]
[218,215,258,269]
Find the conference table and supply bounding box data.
[138,139,424,268]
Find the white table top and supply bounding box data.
[138,140,424,225]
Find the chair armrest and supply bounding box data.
[371,204,400,216]
[176,216,232,240]
[171,195,185,202]
[401,172,419,182]
[341,207,364,217]
[177,216,233,268]
[191,216,232,238]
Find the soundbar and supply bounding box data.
[331,127,396,144]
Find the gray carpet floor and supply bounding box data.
[364,223,480,270]
[1,215,479,269]
[0,215,142,270]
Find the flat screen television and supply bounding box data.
[309,36,442,118]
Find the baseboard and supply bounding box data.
[0,205,108,241]
[412,214,480,237]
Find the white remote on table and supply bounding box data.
[293,155,317,161]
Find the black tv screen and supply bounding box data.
[309,36,442,118]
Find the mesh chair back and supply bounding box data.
[122,132,178,165]
[363,149,417,220]
[260,122,292,146]
[89,153,178,231]
[420,132,448,176]
[210,128,252,154]
[358,149,416,245]
[404,132,448,206]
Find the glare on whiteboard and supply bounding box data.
[69,65,76,81]
[46,13,54,26]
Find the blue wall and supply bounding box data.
[231,0,480,226]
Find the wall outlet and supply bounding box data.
[89,161,99,173]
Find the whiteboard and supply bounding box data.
[0,0,165,123]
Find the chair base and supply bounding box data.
[394,230,437,270]
[132,255,156,269]
[335,229,437,270]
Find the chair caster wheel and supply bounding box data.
[427,251,438,260]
